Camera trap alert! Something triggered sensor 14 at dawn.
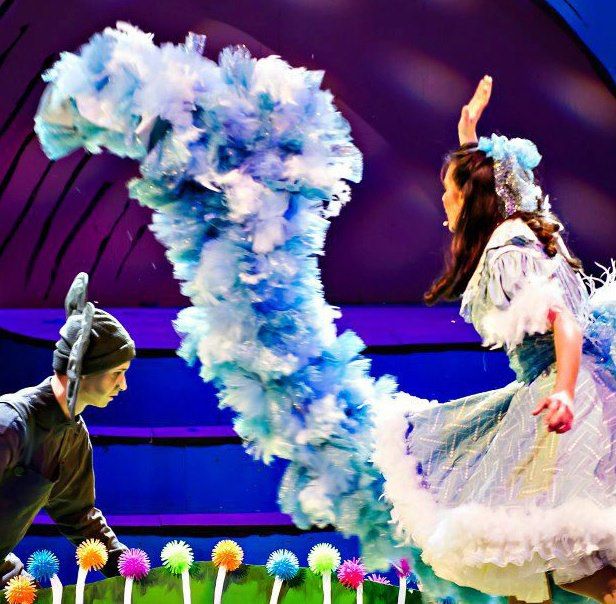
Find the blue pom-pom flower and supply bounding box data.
[266,549,300,581]
[27,550,60,583]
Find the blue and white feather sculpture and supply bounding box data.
[34,23,501,603]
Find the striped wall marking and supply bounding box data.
[25,152,91,285]
[43,181,114,299]
[0,159,54,257]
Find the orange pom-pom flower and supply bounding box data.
[212,540,243,571]
[76,539,108,571]
[5,575,37,604]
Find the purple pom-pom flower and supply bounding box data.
[393,558,412,579]
[118,548,151,580]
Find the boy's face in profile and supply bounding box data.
[78,361,131,409]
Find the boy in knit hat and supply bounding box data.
[0,274,136,586]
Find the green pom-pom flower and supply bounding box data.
[307,543,341,575]
[161,540,194,575]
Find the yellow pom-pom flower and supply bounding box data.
[212,540,244,571]
[5,575,37,604]
[76,538,108,571]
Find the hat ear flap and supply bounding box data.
[66,301,95,419]
[65,272,89,318]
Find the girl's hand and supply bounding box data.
[532,390,574,434]
[0,553,24,588]
[458,75,492,146]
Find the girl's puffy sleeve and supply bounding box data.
[477,240,566,349]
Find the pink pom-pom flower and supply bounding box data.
[118,548,151,580]
[366,573,391,585]
[393,557,412,579]
[337,558,366,590]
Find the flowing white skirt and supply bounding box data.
[373,356,616,602]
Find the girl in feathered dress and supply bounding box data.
[373,77,616,604]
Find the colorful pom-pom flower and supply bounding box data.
[27,550,62,604]
[367,573,391,585]
[161,541,193,576]
[76,539,108,571]
[337,558,366,604]
[161,541,193,604]
[307,543,340,575]
[308,543,341,604]
[119,548,151,580]
[393,558,411,579]
[338,558,366,589]
[267,549,299,581]
[212,540,244,604]
[119,549,151,604]
[4,575,37,604]
[212,540,243,572]
[75,539,108,604]
[266,550,299,604]
[393,558,413,604]
[27,550,59,583]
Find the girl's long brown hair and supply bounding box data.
[424,144,581,305]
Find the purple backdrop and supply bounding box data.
[0,0,614,307]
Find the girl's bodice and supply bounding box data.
[460,219,589,383]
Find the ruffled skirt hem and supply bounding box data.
[372,392,616,602]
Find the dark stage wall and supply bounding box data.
[0,0,614,307]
